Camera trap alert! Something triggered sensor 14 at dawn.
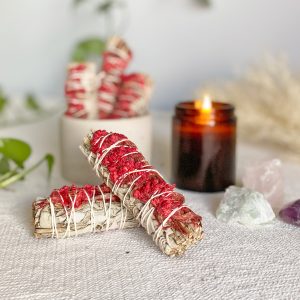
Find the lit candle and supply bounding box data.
[172,96,237,192]
[195,94,212,112]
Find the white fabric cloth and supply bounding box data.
[0,112,299,299]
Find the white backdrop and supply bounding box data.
[0,0,299,109]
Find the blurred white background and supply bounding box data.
[0,0,299,110]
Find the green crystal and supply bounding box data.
[216,186,275,226]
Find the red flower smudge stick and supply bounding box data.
[80,130,204,256]
[33,184,138,238]
[112,73,153,118]
[97,37,132,119]
[64,37,151,119]
[65,62,97,119]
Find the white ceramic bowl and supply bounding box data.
[60,114,152,185]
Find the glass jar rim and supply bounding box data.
[175,100,235,123]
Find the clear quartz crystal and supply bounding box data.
[216,186,275,226]
[242,159,284,209]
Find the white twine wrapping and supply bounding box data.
[85,132,188,248]
[46,184,128,238]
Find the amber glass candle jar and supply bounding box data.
[172,99,236,192]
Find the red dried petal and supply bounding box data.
[90,130,200,226]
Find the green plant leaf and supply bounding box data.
[71,37,106,62]
[0,153,55,189]
[0,157,10,174]
[25,93,41,111]
[97,0,114,12]
[0,98,7,113]
[44,154,54,179]
[0,89,8,113]
[0,138,31,168]
[73,0,87,6]
[194,0,211,7]
[0,170,18,182]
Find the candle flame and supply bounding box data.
[202,95,212,113]
[194,95,212,113]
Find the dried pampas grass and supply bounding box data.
[196,55,300,158]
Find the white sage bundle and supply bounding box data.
[98,36,132,118]
[65,62,97,119]
[33,184,139,239]
[112,73,153,118]
[80,130,203,256]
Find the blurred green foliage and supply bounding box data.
[25,94,41,111]
[195,0,211,7]
[0,89,8,114]
[71,38,106,62]
[71,0,124,62]
[0,138,54,189]
[70,0,211,62]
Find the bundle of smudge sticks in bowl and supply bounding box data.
[60,37,153,185]
[34,130,204,256]
[64,36,153,119]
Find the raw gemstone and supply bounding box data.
[216,186,275,226]
[242,159,284,209]
[279,199,300,227]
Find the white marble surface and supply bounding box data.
[0,112,299,300]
